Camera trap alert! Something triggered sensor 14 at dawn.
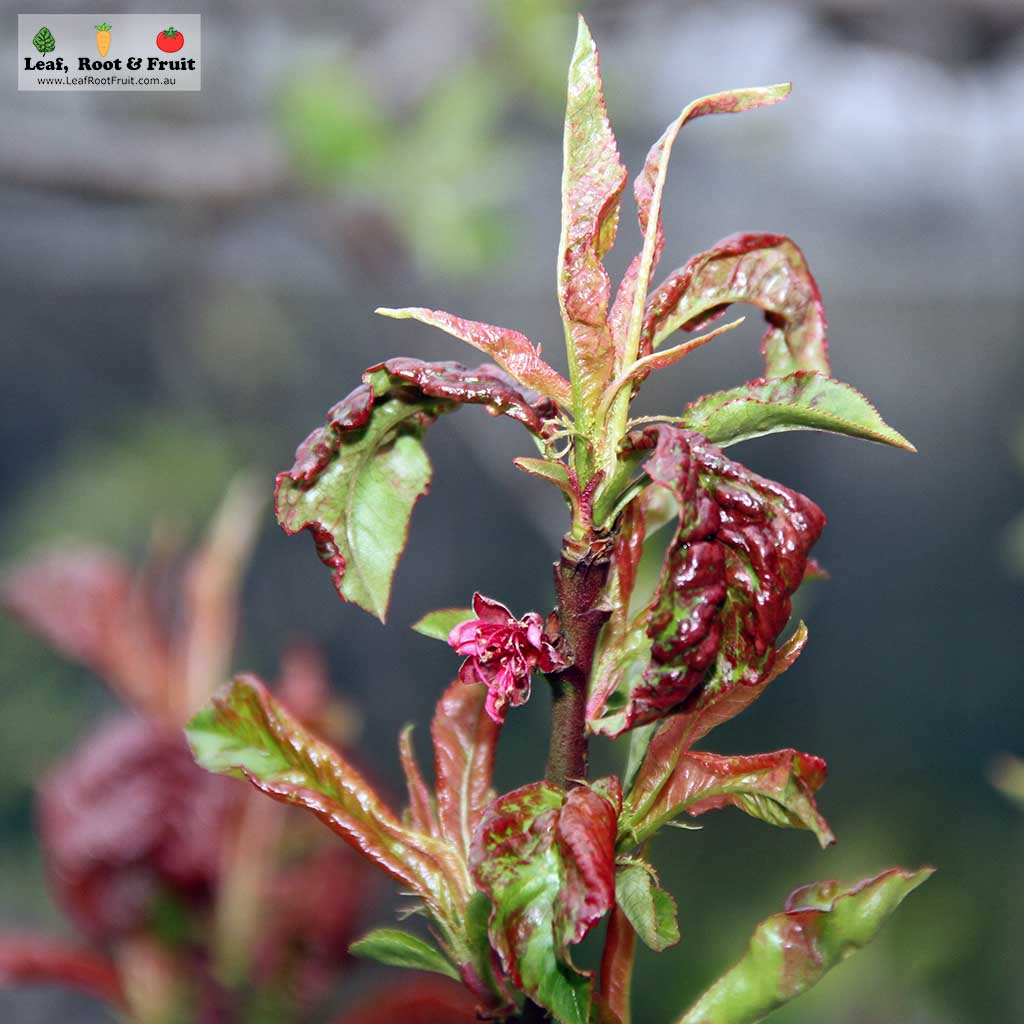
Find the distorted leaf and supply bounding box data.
[614,91,790,360]
[376,308,571,405]
[675,868,933,1024]
[621,748,834,849]
[275,358,557,621]
[186,676,466,923]
[640,233,828,378]
[591,428,823,735]
[470,780,620,1024]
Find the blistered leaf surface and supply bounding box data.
[591,429,824,735]
[470,781,620,1024]
[641,233,828,378]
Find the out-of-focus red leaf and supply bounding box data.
[334,974,478,1024]
[431,681,501,858]
[557,15,627,409]
[0,935,123,1007]
[640,233,829,378]
[39,715,237,943]
[0,550,171,717]
[177,474,262,716]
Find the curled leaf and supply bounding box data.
[470,780,620,1024]
[682,371,914,451]
[641,233,828,378]
[615,90,791,360]
[186,675,468,923]
[376,309,572,406]
[591,428,824,736]
[675,868,934,1024]
[275,358,557,621]
[621,748,834,849]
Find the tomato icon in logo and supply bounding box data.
[156,26,184,52]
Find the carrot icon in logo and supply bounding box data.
[95,22,111,57]
[156,26,184,53]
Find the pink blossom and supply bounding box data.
[448,593,564,723]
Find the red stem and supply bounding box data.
[546,534,612,788]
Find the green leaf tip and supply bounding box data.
[412,607,474,641]
[675,866,933,1024]
[350,928,460,980]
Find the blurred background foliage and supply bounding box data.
[1,0,1022,1021]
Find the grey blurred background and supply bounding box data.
[2,0,1022,1021]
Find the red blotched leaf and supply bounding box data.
[275,358,558,621]
[470,780,621,1024]
[431,681,502,859]
[0,550,171,717]
[612,88,790,357]
[0,935,123,1008]
[591,427,823,736]
[677,868,934,1024]
[186,676,469,925]
[640,233,829,378]
[558,15,627,410]
[375,310,572,407]
[621,748,834,849]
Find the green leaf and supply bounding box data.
[675,868,933,1024]
[32,26,55,54]
[470,781,621,1024]
[276,358,556,622]
[557,15,627,416]
[350,928,459,980]
[640,233,827,378]
[614,861,679,952]
[621,748,834,849]
[411,608,474,641]
[682,372,914,451]
[185,675,466,924]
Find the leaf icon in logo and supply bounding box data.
[32,26,55,55]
